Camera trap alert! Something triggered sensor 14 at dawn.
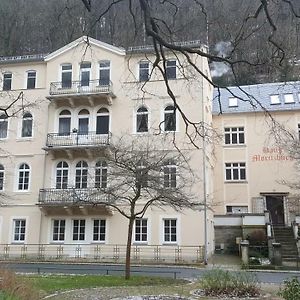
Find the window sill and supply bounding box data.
[224,180,248,184]
[13,190,31,194]
[50,241,65,244]
[223,144,246,148]
[162,242,178,245]
[91,241,106,244]
[11,241,25,244]
[133,242,148,245]
[16,137,33,142]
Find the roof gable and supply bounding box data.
[45,36,125,61]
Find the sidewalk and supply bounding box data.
[207,254,241,270]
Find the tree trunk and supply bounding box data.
[125,217,134,280]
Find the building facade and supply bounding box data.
[0,36,214,262]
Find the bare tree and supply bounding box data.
[81,136,199,279]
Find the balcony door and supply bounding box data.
[77,109,89,144]
[96,108,109,135]
[80,62,91,88]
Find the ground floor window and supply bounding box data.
[73,219,85,241]
[93,219,106,242]
[163,218,177,243]
[135,218,148,242]
[13,219,26,242]
[226,206,248,214]
[52,219,65,241]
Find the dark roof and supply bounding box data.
[0,54,47,65]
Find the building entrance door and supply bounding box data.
[266,195,284,225]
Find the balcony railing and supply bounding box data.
[46,131,110,148]
[49,80,113,96]
[39,188,109,204]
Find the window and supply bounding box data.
[139,61,149,82]
[0,114,8,138]
[135,218,148,242]
[95,160,107,189]
[136,106,148,133]
[93,219,106,242]
[284,94,294,103]
[58,110,71,136]
[270,95,280,105]
[163,219,177,243]
[3,73,12,91]
[298,123,300,139]
[224,127,245,145]
[13,219,26,242]
[21,112,33,137]
[18,163,30,190]
[164,105,176,132]
[78,109,89,135]
[99,60,110,86]
[0,164,4,190]
[136,160,148,188]
[228,97,238,107]
[225,162,246,181]
[96,108,109,134]
[164,160,176,188]
[52,219,65,241]
[75,161,88,188]
[56,161,69,189]
[73,219,85,241]
[80,62,91,87]
[226,206,248,214]
[27,71,36,89]
[61,64,72,88]
[166,60,176,79]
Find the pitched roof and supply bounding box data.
[44,36,126,61]
[213,81,300,114]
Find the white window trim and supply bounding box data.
[0,114,9,140]
[25,70,37,89]
[91,218,107,243]
[224,162,247,182]
[270,94,281,105]
[96,106,111,134]
[134,105,150,134]
[224,126,245,145]
[161,104,179,133]
[98,60,111,85]
[138,60,151,82]
[228,97,238,107]
[10,217,28,244]
[72,219,86,243]
[60,63,73,83]
[166,59,177,80]
[17,111,34,139]
[15,163,31,192]
[284,93,295,104]
[2,72,12,91]
[160,215,180,245]
[133,217,149,244]
[51,218,66,243]
[79,61,92,85]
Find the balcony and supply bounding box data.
[48,80,115,104]
[38,188,112,215]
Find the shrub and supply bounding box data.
[0,269,39,300]
[279,277,300,300]
[198,269,260,298]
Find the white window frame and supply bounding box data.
[17,163,30,191]
[2,72,12,91]
[0,113,8,139]
[75,160,88,189]
[162,218,178,244]
[72,219,86,241]
[95,160,108,189]
[225,162,246,181]
[99,60,111,86]
[136,106,149,133]
[56,161,69,189]
[138,60,150,82]
[166,59,177,79]
[58,109,72,136]
[224,127,245,145]
[79,62,91,87]
[270,94,280,105]
[20,112,33,138]
[96,107,110,135]
[163,160,177,188]
[52,219,66,242]
[284,93,294,104]
[92,219,106,243]
[228,97,238,107]
[12,218,26,243]
[163,105,177,132]
[60,64,73,88]
[134,218,148,244]
[26,70,36,89]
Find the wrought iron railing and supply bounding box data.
[49,79,113,96]
[46,131,110,147]
[39,188,109,204]
[0,243,205,264]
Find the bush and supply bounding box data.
[0,269,39,300]
[198,269,260,298]
[279,277,300,300]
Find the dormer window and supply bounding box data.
[270,95,280,105]
[284,94,294,104]
[228,97,238,107]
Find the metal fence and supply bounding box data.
[46,132,110,147]
[49,79,112,96]
[0,244,204,264]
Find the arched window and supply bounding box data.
[58,110,71,136]
[18,163,30,190]
[96,108,109,135]
[21,112,33,137]
[78,109,89,135]
[0,114,8,138]
[164,105,176,132]
[0,164,4,190]
[75,161,88,188]
[95,160,107,189]
[56,161,69,189]
[136,106,148,133]
[163,160,176,188]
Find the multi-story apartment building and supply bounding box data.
[0,36,214,262]
[212,82,300,255]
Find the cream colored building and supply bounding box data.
[0,36,214,262]
[212,82,300,254]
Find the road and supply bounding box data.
[1,262,300,284]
